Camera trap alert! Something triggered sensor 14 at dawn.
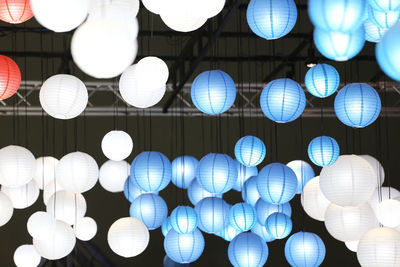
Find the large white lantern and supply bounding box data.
[368,186,400,214]
[300,176,331,221]
[56,151,99,193]
[108,217,150,258]
[345,240,359,253]
[0,191,13,226]
[13,244,41,267]
[30,0,90,32]
[2,181,39,209]
[0,145,36,188]
[74,217,97,241]
[27,211,57,240]
[39,74,88,120]
[101,131,133,161]
[99,160,130,193]
[376,199,400,227]
[43,180,64,205]
[360,155,385,186]
[319,155,376,206]
[46,190,87,225]
[136,57,169,89]
[33,156,59,189]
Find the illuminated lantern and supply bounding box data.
[129,193,168,230]
[228,232,269,267]
[2,181,39,209]
[285,232,326,267]
[301,176,331,222]
[229,203,257,232]
[286,160,315,194]
[164,228,205,263]
[0,0,33,23]
[0,55,21,100]
[368,6,400,28]
[234,136,266,167]
[170,206,198,234]
[265,212,292,239]
[171,156,199,189]
[195,197,230,234]
[101,130,133,161]
[14,244,41,267]
[307,136,340,167]
[304,64,340,98]
[364,20,388,43]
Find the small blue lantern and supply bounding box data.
[265,212,292,239]
[308,136,340,167]
[305,64,340,98]
[251,222,276,243]
[195,197,230,234]
[123,177,146,202]
[241,176,261,206]
[229,203,257,232]
[364,20,388,43]
[334,83,381,128]
[216,223,241,242]
[129,193,168,230]
[228,232,269,267]
[368,6,400,28]
[233,160,258,192]
[162,217,172,237]
[260,78,306,123]
[368,0,400,12]
[171,156,199,189]
[376,23,400,82]
[234,136,266,167]
[187,179,223,206]
[255,199,292,225]
[285,232,326,267]
[163,255,189,267]
[170,206,198,234]
[286,160,315,194]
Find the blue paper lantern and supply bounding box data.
[162,217,172,237]
[256,163,298,204]
[255,199,292,225]
[170,206,198,234]
[129,193,168,230]
[233,160,258,192]
[228,232,269,267]
[304,64,340,98]
[131,151,171,192]
[260,78,306,123]
[334,83,381,128]
[123,177,146,202]
[308,0,366,32]
[368,6,400,28]
[307,136,340,167]
[229,203,257,232]
[376,23,400,81]
[314,27,365,61]
[234,136,266,167]
[285,232,326,267]
[164,228,204,264]
[368,0,400,12]
[195,197,230,234]
[265,212,292,239]
[190,70,236,115]
[241,176,261,206]
[163,255,189,267]
[251,222,276,243]
[286,160,315,194]
[216,223,241,242]
[187,179,223,206]
[171,156,199,189]
[364,20,388,43]
[197,153,237,194]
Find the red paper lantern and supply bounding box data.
[0,0,33,24]
[0,55,21,100]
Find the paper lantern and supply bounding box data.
[101,130,133,161]
[308,0,366,32]
[368,0,400,12]
[0,145,36,188]
[216,223,241,242]
[247,0,297,40]
[0,0,33,23]
[314,27,365,61]
[357,227,400,267]
[251,222,276,243]
[191,70,236,115]
[265,212,292,239]
[74,217,97,241]
[136,56,169,88]
[164,228,205,264]
[307,136,340,167]
[234,136,266,167]
[197,153,237,194]
[376,199,400,227]
[376,23,400,82]
[233,161,258,192]
[129,193,168,230]
[0,55,21,100]
[33,156,58,190]
[256,163,298,204]
[324,203,379,242]
[99,160,130,193]
[360,155,385,186]
[345,240,359,252]
[27,211,56,240]
[301,176,331,222]
[162,217,172,237]
[195,0,225,18]
[163,255,190,267]
[56,151,99,193]
[170,206,198,234]
[108,217,149,258]
[368,186,400,214]
[46,190,87,225]
[2,181,39,209]
[368,6,400,28]
[195,197,229,233]
[171,156,199,189]
[255,199,292,225]
[305,64,340,98]
[260,78,306,123]
[0,192,13,226]
[187,179,222,206]
[334,83,381,128]
[320,155,376,206]
[364,20,388,42]
[14,244,41,267]
[241,176,261,206]
[42,180,63,205]
[131,151,171,192]
[285,232,326,267]
[286,160,315,194]
[229,203,256,232]
[228,232,269,267]
[123,177,147,202]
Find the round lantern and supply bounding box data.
[357,227,400,267]
[376,23,400,82]
[170,206,198,234]
[195,197,230,233]
[251,222,276,243]
[234,136,266,167]
[74,217,97,241]
[33,156,58,190]
[123,178,147,202]
[286,160,315,194]
[162,217,172,237]
[228,232,269,267]
[233,161,258,191]
[307,136,340,167]
[369,186,400,214]
[31,0,89,32]
[285,232,326,267]
[46,190,87,225]
[107,217,149,258]
[301,176,331,222]
[364,20,388,43]
[190,70,236,115]
[241,176,261,206]
[197,153,237,194]
[368,6,400,28]
[314,27,365,61]
[2,181,39,209]
[188,179,222,206]
[360,155,385,186]
[376,199,400,227]
[163,255,190,267]
[345,240,359,252]
[99,160,130,193]
[368,0,400,12]
[101,130,133,161]
[260,78,306,123]
[134,56,169,89]
[0,145,36,188]
[14,244,41,267]
[0,55,21,100]
[255,199,292,225]
[171,156,199,189]
[256,162,298,204]
[0,192,13,226]
[265,212,292,239]
[160,11,207,33]
[334,83,381,128]
[247,0,297,40]
[129,193,168,230]
[216,223,241,242]
[42,180,63,205]
[229,203,257,232]
[304,64,340,98]
[0,0,33,23]
[164,228,205,264]
[27,211,56,240]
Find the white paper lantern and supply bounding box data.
[33,156,58,190]
[27,211,57,240]
[357,227,400,267]
[46,190,87,225]
[0,145,36,188]
[101,131,133,161]
[39,74,88,120]
[324,203,379,242]
[13,244,41,267]
[300,176,330,221]
[74,217,97,241]
[107,217,150,258]
[43,180,63,205]
[0,191,13,226]
[376,199,400,227]
[345,240,359,253]
[368,187,400,215]
[56,151,99,193]
[2,181,39,209]
[33,220,76,260]
[360,155,385,186]
[31,0,90,32]
[99,160,130,193]
[319,155,376,206]
[137,57,169,88]
[160,13,207,32]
